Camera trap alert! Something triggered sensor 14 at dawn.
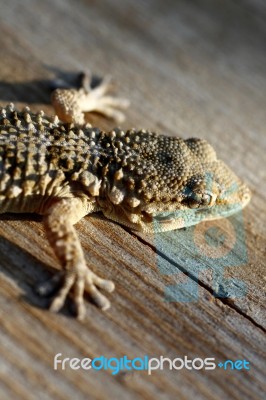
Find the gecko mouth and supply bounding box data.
[152,213,176,224]
[150,207,211,224]
[142,211,176,224]
[150,211,188,225]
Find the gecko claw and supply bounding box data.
[37,268,114,318]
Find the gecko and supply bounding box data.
[0,73,251,319]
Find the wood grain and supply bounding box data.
[0,1,265,399]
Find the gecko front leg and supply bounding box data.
[36,197,115,320]
[51,71,130,124]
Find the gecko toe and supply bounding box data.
[85,278,112,310]
[74,299,86,320]
[48,271,76,313]
[89,271,115,292]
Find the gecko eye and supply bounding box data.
[201,192,216,206]
[183,192,216,208]
[201,193,212,205]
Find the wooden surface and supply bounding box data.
[0,0,265,399]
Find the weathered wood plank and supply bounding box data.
[135,210,266,329]
[0,0,265,399]
[0,216,265,400]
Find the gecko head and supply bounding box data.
[104,134,251,233]
[155,185,250,233]
[140,159,251,233]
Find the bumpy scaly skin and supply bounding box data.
[0,101,251,319]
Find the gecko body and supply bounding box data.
[0,79,251,319]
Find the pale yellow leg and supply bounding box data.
[36,198,114,319]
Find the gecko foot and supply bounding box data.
[51,71,130,125]
[36,268,115,320]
